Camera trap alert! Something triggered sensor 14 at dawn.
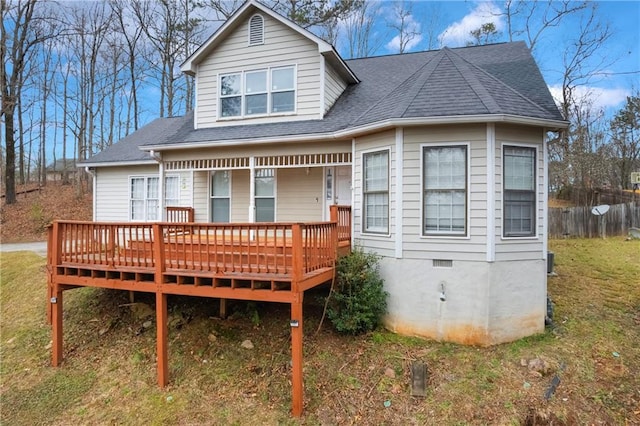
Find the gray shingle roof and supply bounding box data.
[85,41,565,165]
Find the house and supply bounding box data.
[46,158,77,182]
[80,0,567,346]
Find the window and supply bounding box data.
[245,71,267,115]
[503,146,536,237]
[129,176,179,221]
[219,66,295,118]
[271,67,294,113]
[248,14,264,46]
[210,170,230,222]
[255,169,275,222]
[363,150,389,234]
[423,145,467,235]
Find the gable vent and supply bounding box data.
[248,14,264,46]
[433,259,453,268]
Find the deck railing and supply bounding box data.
[166,206,194,223]
[51,220,339,278]
[330,205,352,244]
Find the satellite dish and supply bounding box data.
[591,204,610,216]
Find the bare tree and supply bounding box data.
[386,0,421,54]
[342,1,386,58]
[1,0,48,204]
[609,93,640,189]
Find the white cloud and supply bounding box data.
[548,85,629,112]
[386,33,423,52]
[438,2,504,48]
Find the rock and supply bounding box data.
[527,357,549,375]
[520,358,528,367]
[142,320,153,329]
[208,333,217,343]
[384,367,396,379]
[241,339,254,350]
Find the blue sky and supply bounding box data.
[350,0,639,114]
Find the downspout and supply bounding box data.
[85,166,97,222]
[150,150,164,221]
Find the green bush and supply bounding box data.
[327,248,388,335]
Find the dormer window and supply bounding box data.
[248,14,264,46]
[219,66,296,118]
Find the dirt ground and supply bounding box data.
[0,182,93,243]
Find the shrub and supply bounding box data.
[327,248,388,335]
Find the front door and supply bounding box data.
[325,166,352,219]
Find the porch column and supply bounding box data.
[158,158,166,221]
[248,156,256,222]
[291,293,304,417]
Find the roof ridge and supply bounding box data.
[444,49,501,113]
[392,50,446,117]
[445,47,552,116]
[351,51,444,124]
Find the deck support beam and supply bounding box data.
[291,292,304,417]
[51,288,64,367]
[156,292,169,387]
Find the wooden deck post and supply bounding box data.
[153,223,169,387]
[46,224,54,325]
[329,204,338,223]
[291,292,304,417]
[51,287,64,367]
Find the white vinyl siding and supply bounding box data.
[324,62,348,113]
[353,131,396,257]
[495,125,545,261]
[277,167,323,222]
[95,166,192,223]
[196,13,321,127]
[401,125,487,261]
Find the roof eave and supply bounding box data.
[140,114,568,152]
[79,160,158,168]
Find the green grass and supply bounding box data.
[1,239,639,425]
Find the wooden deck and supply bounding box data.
[46,206,351,417]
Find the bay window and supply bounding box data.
[423,145,467,236]
[503,146,536,237]
[363,150,389,234]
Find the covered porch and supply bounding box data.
[47,206,351,417]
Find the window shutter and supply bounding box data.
[248,15,264,45]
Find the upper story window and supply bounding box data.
[423,145,468,236]
[219,66,295,119]
[503,145,536,237]
[248,14,264,46]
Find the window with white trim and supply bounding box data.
[129,176,179,221]
[255,169,275,222]
[423,145,467,235]
[219,66,295,118]
[210,170,230,222]
[248,14,264,46]
[503,146,536,237]
[363,150,389,234]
